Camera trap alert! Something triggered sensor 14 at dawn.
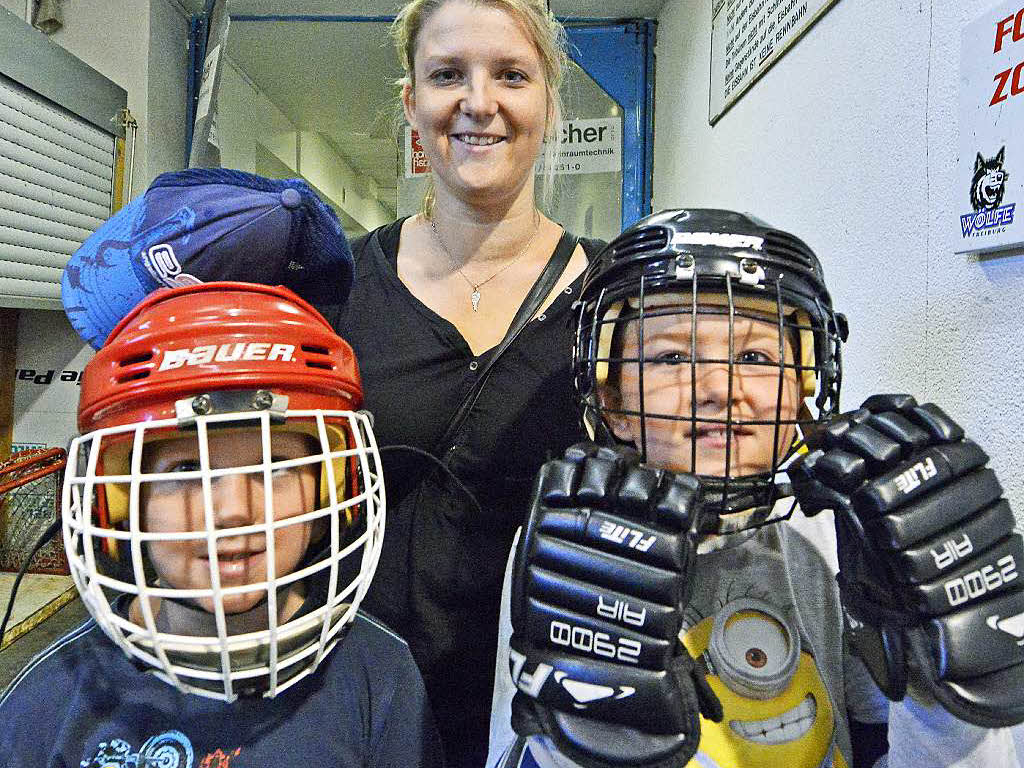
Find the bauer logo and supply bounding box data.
[158,342,296,371]
[961,146,1016,239]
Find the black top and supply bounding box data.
[0,612,443,768]
[315,219,604,767]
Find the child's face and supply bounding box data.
[604,309,802,479]
[140,429,319,617]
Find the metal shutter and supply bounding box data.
[0,72,116,309]
[0,7,127,311]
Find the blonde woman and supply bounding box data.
[313,2,605,765]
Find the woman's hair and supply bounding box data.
[391,0,570,213]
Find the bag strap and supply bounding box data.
[435,233,579,454]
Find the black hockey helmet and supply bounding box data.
[574,209,848,533]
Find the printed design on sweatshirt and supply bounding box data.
[80,730,242,768]
[681,584,845,768]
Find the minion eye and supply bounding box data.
[722,612,788,676]
[745,646,768,668]
[707,598,800,699]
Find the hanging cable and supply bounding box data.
[0,518,62,651]
[378,445,484,518]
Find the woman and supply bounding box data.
[314,1,605,765]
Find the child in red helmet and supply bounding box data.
[2,169,442,767]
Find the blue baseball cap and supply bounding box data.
[62,168,354,350]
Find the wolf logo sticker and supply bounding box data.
[961,146,1016,239]
[971,147,1009,211]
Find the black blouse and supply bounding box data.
[316,218,604,767]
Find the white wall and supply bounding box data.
[653,0,1024,513]
[0,1,25,19]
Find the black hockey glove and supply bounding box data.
[789,394,1024,727]
[508,442,722,768]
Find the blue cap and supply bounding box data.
[62,168,354,350]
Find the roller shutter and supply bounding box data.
[0,73,117,308]
[1,7,126,310]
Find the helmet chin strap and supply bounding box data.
[598,430,795,535]
[152,583,301,637]
[698,488,799,554]
[135,576,348,698]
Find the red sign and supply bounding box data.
[410,129,430,175]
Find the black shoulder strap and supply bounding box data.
[435,232,579,454]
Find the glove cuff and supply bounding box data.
[513,692,695,768]
[906,630,1024,727]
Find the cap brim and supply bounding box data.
[62,200,159,350]
[62,169,356,351]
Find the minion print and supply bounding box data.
[682,596,845,768]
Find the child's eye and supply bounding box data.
[737,350,775,365]
[653,351,691,365]
[429,68,461,85]
[269,455,316,480]
[270,460,296,475]
[147,459,202,492]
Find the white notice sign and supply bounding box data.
[541,118,621,175]
[957,1,1024,253]
[710,0,840,123]
[12,311,93,450]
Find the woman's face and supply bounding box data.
[604,311,802,480]
[403,0,549,207]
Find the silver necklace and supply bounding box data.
[430,213,540,311]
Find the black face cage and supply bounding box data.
[574,229,846,535]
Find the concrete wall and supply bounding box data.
[653,0,1024,513]
[218,55,391,235]
[148,0,190,183]
[219,55,298,174]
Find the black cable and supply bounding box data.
[0,517,62,650]
[378,444,484,518]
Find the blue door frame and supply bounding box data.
[187,13,655,230]
[564,22,655,228]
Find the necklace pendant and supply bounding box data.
[471,289,481,312]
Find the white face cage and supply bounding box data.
[62,408,384,702]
